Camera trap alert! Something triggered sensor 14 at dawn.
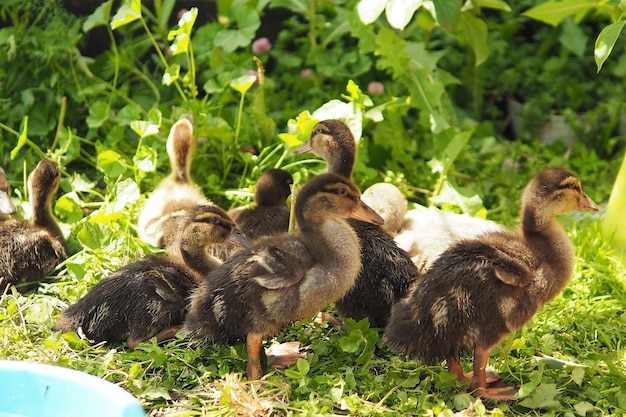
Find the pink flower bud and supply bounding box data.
[300,68,312,79]
[177,9,189,21]
[252,37,272,54]
[367,81,385,96]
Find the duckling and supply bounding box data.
[0,160,67,293]
[137,114,210,247]
[183,173,384,380]
[0,167,17,219]
[360,182,407,235]
[53,204,247,349]
[294,119,420,328]
[230,169,293,239]
[383,168,599,400]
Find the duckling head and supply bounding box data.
[166,114,196,183]
[296,173,384,232]
[522,167,599,231]
[178,204,248,252]
[28,160,60,214]
[0,167,17,217]
[254,169,293,207]
[294,119,355,179]
[361,182,407,235]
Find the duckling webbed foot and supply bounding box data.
[467,345,518,401]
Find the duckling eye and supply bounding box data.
[336,188,347,196]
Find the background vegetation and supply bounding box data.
[0,0,625,415]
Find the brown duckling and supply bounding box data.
[53,204,247,349]
[230,168,293,240]
[0,160,67,293]
[183,173,384,380]
[0,167,17,219]
[295,119,420,328]
[383,168,599,400]
[137,114,210,247]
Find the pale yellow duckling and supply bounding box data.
[137,114,210,247]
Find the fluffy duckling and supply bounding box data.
[0,167,17,219]
[0,160,67,293]
[53,205,247,349]
[137,114,210,247]
[383,168,599,399]
[295,119,420,328]
[183,173,384,380]
[230,168,293,240]
[396,206,504,271]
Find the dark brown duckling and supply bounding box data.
[294,119,420,328]
[0,167,17,219]
[0,160,67,293]
[137,114,211,247]
[53,205,247,349]
[183,173,384,380]
[383,168,599,400]
[230,168,293,240]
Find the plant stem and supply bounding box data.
[139,17,187,101]
[51,96,67,151]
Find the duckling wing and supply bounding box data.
[480,240,535,287]
[242,241,314,290]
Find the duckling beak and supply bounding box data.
[226,227,250,247]
[349,199,385,225]
[578,193,600,212]
[293,141,312,155]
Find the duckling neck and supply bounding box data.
[522,205,575,296]
[179,246,222,280]
[31,199,65,247]
[298,219,362,305]
[327,154,354,179]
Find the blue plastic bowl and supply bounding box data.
[0,360,145,417]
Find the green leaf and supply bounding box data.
[83,0,112,32]
[519,383,560,409]
[10,116,28,160]
[375,26,409,77]
[571,366,585,386]
[574,401,595,416]
[429,181,485,216]
[474,0,511,12]
[77,222,114,249]
[55,193,84,223]
[459,11,489,67]
[278,111,319,147]
[162,63,181,86]
[522,0,597,27]
[429,0,461,32]
[559,16,587,57]
[86,101,110,128]
[295,358,310,376]
[595,20,626,72]
[130,109,161,138]
[97,149,128,178]
[116,103,143,125]
[167,7,198,55]
[518,361,545,399]
[339,333,361,353]
[110,0,142,30]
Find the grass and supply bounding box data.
[1,157,625,417]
